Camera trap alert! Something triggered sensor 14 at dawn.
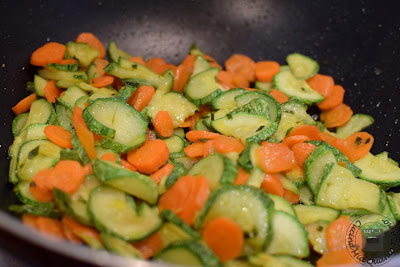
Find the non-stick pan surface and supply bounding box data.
[0,0,399,266]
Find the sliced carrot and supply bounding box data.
[291,142,317,168]
[202,54,222,70]
[44,125,73,149]
[93,58,109,77]
[59,58,78,65]
[233,167,250,185]
[285,162,304,182]
[76,32,105,59]
[146,57,168,74]
[179,118,192,128]
[44,80,63,103]
[320,104,353,128]
[100,152,117,162]
[307,74,334,98]
[72,107,96,160]
[132,232,163,259]
[319,132,337,144]
[186,130,221,142]
[83,163,93,175]
[283,188,300,204]
[225,54,256,83]
[326,216,362,252]
[329,138,354,162]
[150,163,174,184]
[202,217,244,263]
[213,136,245,154]
[173,64,192,93]
[127,85,155,112]
[202,140,216,157]
[29,169,54,202]
[89,76,114,88]
[50,160,88,194]
[316,249,357,266]
[181,54,196,72]
[62,216,101,242]
[255,142,295,173]
[22,214,38,228]
[128,56,146,65]
[269,89,289,104]
[154,111,174,138]
[282,135,311,149]
[184,142,205,157]
[288,125,322,141]
[216,70,235,89]
[12,93,37,115]
[30,42,66,67]
[232,73,250,88]
[127,139,169,174]
[345,132,374,162]
[188,113,201,131]
[121,158,137,172]
[255,61,280,82]
[63,224,83,244]
[318,85,345,110]
[159,175,210,225]
[260,173,284,197]
[35,217,65,239]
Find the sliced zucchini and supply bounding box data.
[154,240,221,267]
[165,162,187,189]
[163,135,185,158]
[230,98,271,118]
[12,113,29,137]
[376,152,399,167]
[184,67,223,106]
[172,156,198,170]
[286,53,319,79]
[336,114,374,139]
[37,68,88,84]
[101,233,142,259]
[273,70,324,105]
[58,86,89,111]
[193,117,210,131]
[187,154,237,190]
[56,103,73,131]
[298,185,314,205]
[47,62,79,72]
[211,113,277,144]
[55,79,75,89]
[245,167,265,188]
[16,181,54,209]
[33,74,48,97]
[305,221,329,254]
[237,142,260,172]
[254,81,272,92]
[107,41,132,62]
[192,55,211,76]
[195,185,274,252]
[8,204,59,218]
[249,254,313,267]
[279,175,299,195]
[189,44,204,56]
[86,62,100,80]
[267,193,296,217]
[22,98,56,131]
[74,96,89,109]
[266,211,309,258]
[88,185,162,241]
[294,205,340,225]
[354,152,400,187]
[116,84,139,102]
[83,98,148,153]
[92,159,158,204]
[212,88,246,110]
[272,100,316,141]
[387,192,400,220]
[315,163,385,214]
[66,42,99,67]
[71,130,90,165]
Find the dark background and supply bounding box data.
[0,0,399,266]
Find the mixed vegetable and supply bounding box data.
[8,32,400,266]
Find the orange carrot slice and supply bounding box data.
[76,32,106,59]
[260,173,284,197]
[154,111,174,138]
[132,232,163,259]
[44,80,63,103]
[320,104,353,128]
[12,94,37,115]
[255,61,280,82]
[318,84,345,110]
[150,163,174,184]
[255,142,295,173]
[127,85,155,112]
[269,89,289,104]
[72,107,96,160]
[89,76,114,88]
[44,125,73,149]
[127,139,169,174]
[30,42,66,67]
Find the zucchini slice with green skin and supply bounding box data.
[249,253,313,267]
[267,194,297,217]
[22,98,57,132]
[158,210,201,247]
[212,88,246,110]
[12,113,29,137]
[187,153,237,191]
[254,81,272,92]
[354,152,400,187]
[16,139,61,182]
[86,62,101,80]
[66,42,99,67]
[211,112,277,144]
[71,130,90,165]
[56,102,73,131]
[83,98,148,153]
[266,211,309,258]
[192,55,211,76]
[246,167,265,188]
[163,135,186,158]
[387,192,400,220]
[165,162,187,189]
[230,98,271,119]
[55,80,75,89]
[58,86,89,111]
[315,163,385,214]
[107,41,132,63]
[92,159,158,205]
[88,185,162,241]
[273,70,324,105]
[305,221,329,255]
[101,233,143,259]
[336,113,374,139]
[298,185,314,205]
[294,205,340,225]
[16,181,54,209]
[271,100,316,141]
[37,68,88,84]
[237,141,260,172]
[195,185,274,252]
[33,74,48,97]
[376,151,399,167]
[286,53,319,79]
[184,67,223,106]
[8,204,60,218]
[280,176,299,194]
[154,240,222,267]
[47,62,79,72]
[116,84,139,102]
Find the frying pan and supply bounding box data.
[0,0,399,266]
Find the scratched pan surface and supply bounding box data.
[0,0,399,266]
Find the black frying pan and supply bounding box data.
[0,0,399,266]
